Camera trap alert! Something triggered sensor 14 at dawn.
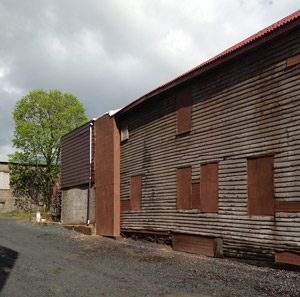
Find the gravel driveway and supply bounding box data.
[0,217,299,297]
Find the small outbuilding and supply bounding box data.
[0,155,15,212]
[60,120,96,225]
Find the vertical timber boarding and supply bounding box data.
[247,155,274,216]
[117,21,300,262]
[177,167,192,210]
[94,114,120,237]
[130,175,142,211]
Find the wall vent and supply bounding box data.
[121,126,129,142]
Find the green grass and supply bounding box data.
[0,212,31,218]
[0,211,59,221]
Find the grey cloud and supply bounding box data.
[0,0,299,154]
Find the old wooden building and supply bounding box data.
[62,10,300,266]
[60,120,96,225]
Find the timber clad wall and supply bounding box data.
[94,115,120,236]
[118,24,300,261]
[61,121,95,189]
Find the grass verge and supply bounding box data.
[0,212,31,218]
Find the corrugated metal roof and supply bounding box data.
[116,9,300,116]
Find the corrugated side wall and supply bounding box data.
[61,121,94,189]
[118,25,300,261]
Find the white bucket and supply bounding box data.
[36,211,41,222]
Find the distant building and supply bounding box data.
[0,154,22,213]
[0,154,44,213]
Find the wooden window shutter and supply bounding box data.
[120,200,130,211]
[247,156,274,216]
[130,175,142,210]
[200,163,218,213]
[177,167,191,210]
[176,87,192,135]
[191,180,200,209]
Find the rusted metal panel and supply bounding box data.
[200,163,218,213]
[247,156,274,216]
[275,201,300,212]
[121,229,170,235]
[176,87,192,135]
[191,180,200,209]
[287,53,300,67]
[172,233,215,257]
[121,200,130,211]
[95,115,120,237]
[275,252,300,266]
[130,175,142,210]
[177,167,191,210]
[61,121,94,189]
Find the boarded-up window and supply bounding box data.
[275,201,300,212]
[247,155,274,216]
[177,167,191,210]
[0,172,10,189]
[200,163,218,213]
[120,200,130,211]
[130,175,142,210]
[176,87,192,135]
[191,180,200,209]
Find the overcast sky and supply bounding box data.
[0,0,299,155]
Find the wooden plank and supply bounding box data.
[177,167,191,210]
[275,201,300,212]
[247,156,274,216]
[200,163,219,213]
[287,53,300,67]
[130,175,142,210]
[172,233,216,257]
[95,115,120,237]
[191,180,200,209]
[275,252,300,266]
[121,229,170,235]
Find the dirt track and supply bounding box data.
[0,217,299,297]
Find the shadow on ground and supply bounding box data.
[0,246,18,292]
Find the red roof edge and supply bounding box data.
[115,10,300,117]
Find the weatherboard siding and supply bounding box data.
[61,121,95,189]
[118,26,300,261]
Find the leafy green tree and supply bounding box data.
[9,89,88,211]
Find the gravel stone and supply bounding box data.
[0,217,299,297]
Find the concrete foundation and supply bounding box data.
[61,185,95,225]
